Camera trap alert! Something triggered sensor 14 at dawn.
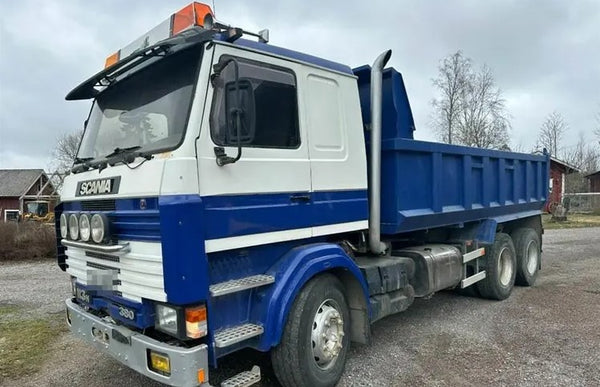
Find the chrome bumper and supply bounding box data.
[65,298,210,387]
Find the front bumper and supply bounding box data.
[66,298,210,387]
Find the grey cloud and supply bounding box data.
[1,0,598,169]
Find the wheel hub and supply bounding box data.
[526,240,539,275]
[498,247,513,286]
[311,299,344,369]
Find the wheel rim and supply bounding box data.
[526,240,539,275]
[311,299,344,370]
[497,247,513,287]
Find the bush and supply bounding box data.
[0,222,56,261]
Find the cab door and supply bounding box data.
[196,44,311,253]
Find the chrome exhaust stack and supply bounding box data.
[369,50,392,255]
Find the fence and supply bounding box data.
[562,193,600,213]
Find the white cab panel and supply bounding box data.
[61,159,167,201]
[303,69,368,192]
[197,44,311,197]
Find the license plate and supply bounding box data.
[76,287,91,303]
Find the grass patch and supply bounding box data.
[0,317,66,381]
[542,213,600,229]
[0,305,19,317]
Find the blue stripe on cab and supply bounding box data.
[202,190,368,240]
[62,198,161,242]
[61,190,369,243]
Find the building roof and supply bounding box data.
[0,169,46,197]
[549,156,580,173]
[585,170,600,178]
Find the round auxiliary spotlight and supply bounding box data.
[59,213,68,239]
[91,213,109,244]
[79,214,91,242]
[68,213,79,240]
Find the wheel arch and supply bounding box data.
[257,243,371,350]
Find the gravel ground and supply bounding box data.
[1,227,599,386]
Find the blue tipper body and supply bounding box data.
[353,65,550,234]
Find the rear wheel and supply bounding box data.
[271,274,350,387]
[477,233,516,300]
[512,228,540,286]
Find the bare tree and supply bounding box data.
[455,65,510,149]
[431,51,510,149]
[564,133,600,193]
[431,51,471,144]
[536,111,567,157]
[52,131,83,172]
[594,108,600,146]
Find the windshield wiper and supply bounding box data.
[74,156,93,164]
[104,146,142,159]
[103,146,154,171]
[71,157,95,174]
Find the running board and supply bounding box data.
[210,275,275,297]
[221,366,261,387]
[461,271,486,288]
[214,323,263,348]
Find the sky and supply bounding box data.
[1,0,599,170]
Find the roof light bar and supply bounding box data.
[102,2,270,70]
[104,2,214,69]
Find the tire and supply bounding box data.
[477,233,516,300]
[271,274,350,387]
[511,228,540,286]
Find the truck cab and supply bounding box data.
[57,3,549,387]
[59,4,370,386]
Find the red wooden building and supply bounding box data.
[546,157,579,211]
[0,169,58,221]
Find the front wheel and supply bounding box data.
[271,274,350,387]
[477,233,517,300]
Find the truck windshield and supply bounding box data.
[77,48,202,162]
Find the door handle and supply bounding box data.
[290,194,311,203]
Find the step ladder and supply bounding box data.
[214,323,264,348]
[460,247,487,288]
[221,366,261,387]
[210,274,275,297]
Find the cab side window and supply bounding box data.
[210,57,300,149]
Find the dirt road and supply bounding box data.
[2,227,599,386]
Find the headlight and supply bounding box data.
[60,213,68,239]
[154,304,208,340]
[68,214,79,240]
[155,304,179,336]
[79,214,91,242]
[90,213,108,243]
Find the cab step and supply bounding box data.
[221,366,261,387]
[210,274,275,297]
[214,323,263,348]
[461,271,486,288]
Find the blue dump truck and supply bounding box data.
[56,3,550,386]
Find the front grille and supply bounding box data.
[81,199,116,211]
[86,261,120,273]
[85,251,120,263]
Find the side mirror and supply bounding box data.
[225,78,255,145]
